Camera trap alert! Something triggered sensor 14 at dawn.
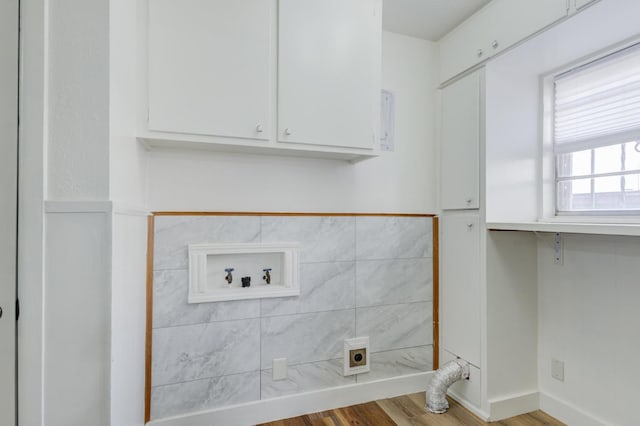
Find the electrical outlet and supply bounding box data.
[349,348,367,368]
[551,358,564,381]
[273,358,287,381]
[344,337,370,376]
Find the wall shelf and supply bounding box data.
[138,135,379,163]
[188,242,300,303]
[487,221,640,237]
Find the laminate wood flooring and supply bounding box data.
[258,392,565,426]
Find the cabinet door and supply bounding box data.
[490,0,567,58]
[147,0,273,140]
[440,213,481,367]
[439,0,567,83]
[278,0,381,149]
[438,6,492,84]
[440,71,480,210]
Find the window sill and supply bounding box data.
[486,221,640,236]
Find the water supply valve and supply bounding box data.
[263,268,272,284]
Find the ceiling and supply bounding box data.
[382,0,492,41]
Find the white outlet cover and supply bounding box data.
[343,336,370,376]
[273,358,287,381]
[551,358,564,382]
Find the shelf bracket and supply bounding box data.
[554,233,563,265]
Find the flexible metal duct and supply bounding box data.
[425,359,470,414]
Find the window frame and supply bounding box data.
[541,39,640,221]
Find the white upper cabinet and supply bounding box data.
[142,0,381,161]
[439,0,568,83]
[278,0,381,149]
[147,0,273,140]
[440,70,481,210]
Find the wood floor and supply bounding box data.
[258,393,564,426]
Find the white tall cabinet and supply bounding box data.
[438,68,484,410]
[437,0,580,419]
[439,64,540,421]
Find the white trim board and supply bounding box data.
[44,200,150,216]
[488,391,539,421]
[148,372,433,426]
[487,221,640,237]
[45,200,113,213]
[539,392,606,426]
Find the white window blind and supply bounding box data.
[554,43,640,155]
[553,43,640,213]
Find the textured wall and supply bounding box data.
[150,214,434,419]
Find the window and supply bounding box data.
[553,43,640,214]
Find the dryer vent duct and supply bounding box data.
[425,359,470,414]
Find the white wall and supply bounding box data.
[148,32,438,214]
[47,0,110,201]
[538,233,640,426]
[44,211,111,425]
[41,1,114,426]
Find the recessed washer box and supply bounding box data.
[344,336,370,376]
[188,242,300,303]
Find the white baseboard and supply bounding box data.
[446,389,490,421]
[539,392,606,426]
[488,391,539,421]
[148,372,434,426]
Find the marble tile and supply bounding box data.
[152,319,260,386]
[356,217,432,260]
[261,358,355,399]
[261,310,355,369]
[261,216,355,263]
[261,262,355,317]
[356,302,432,352]
[356,258,432,307]
[154,215,261,270]
[153,269,260,328]
[150,371,260,419]
[356,346,433,383]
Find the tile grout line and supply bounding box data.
[153,301,434,331]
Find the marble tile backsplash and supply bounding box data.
[151,215,434,419]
